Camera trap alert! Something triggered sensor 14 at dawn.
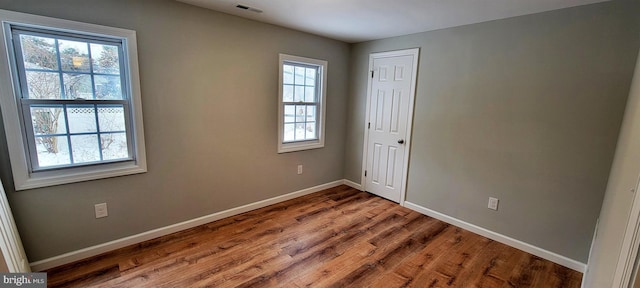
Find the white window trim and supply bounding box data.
[277,54,327,153]
[0,9,147,190]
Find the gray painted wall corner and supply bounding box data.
[345,0,640,263]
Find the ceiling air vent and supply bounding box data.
[235,4,263,13]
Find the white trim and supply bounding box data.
[277,54,327,153]
[361,48,420,205]
[0,179,29,272]
[403,201,587,273]
[0,9,147,190]
[612,176,640,287]
[601,47,640,288]
[27,180,587,273]
[582,219,599,288]
[343,179,363,191]
[29,180,344,271]
[15,163,146,191]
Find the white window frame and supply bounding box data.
[0,9,147,190]
[278,54,327,153]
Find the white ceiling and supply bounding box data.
[177,0,610,43]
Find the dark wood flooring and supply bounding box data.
[45,185,582,287]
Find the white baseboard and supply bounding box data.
[403,201,587,273]
[343,179,363,190]
[32,182,580,275]
[30,180,345,272]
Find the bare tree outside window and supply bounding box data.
[18,34,128,166]
[0,13,146,190]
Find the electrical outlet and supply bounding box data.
[488,197,499,211]
[95,203,108,218]
[297,165,303,175]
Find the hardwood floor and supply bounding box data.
[45,185,582,287]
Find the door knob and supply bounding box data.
[398,139,405,144]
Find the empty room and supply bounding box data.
[0,0,638,287]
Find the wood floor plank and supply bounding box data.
[235,197,397,287]
[45,185,582,288]
[409,229,493,287]
[506,253,548,287]
[370,225,458,288]
[143,192,383,287]
[449,238,512,287]
[291,208,421,287]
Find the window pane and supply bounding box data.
[91,44,120,75]
[26,71,61,99]
[6,23,144,180]
[284,105,295,123]
[101,133,128,160]
[295,105,306,122]
[63,74,93,99]
[305,86,315,102]
[71,134,100,163]
[294,86,304,102]
[306,122,316,139]
[295,123,305,140]
[98,106,126,132]
[20,35,58,70]
[68,105,97,133]
[284,123,294,142]
[31,106,66,135]
[35,136,70,167]
[294,66,304,85]
[305,68,316,86]
[283,65,294,84]
[94,75,122,99]
[283,85,293,102]
[306,106,316,122]
[59,39,90,72]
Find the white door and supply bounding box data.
[363,49,419,203]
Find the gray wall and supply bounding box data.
[1,0,638,269]
[345,0,640,263]
[0,0,350,262]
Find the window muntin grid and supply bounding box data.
[282,62,319,143]
[11,27,133,171]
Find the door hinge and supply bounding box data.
[364,170,367,177]
[368,122,371,129]
[371,70,374,78]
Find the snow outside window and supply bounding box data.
[0,10,146,190]
[278,54,327,153]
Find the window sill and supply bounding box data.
[15,160,146,190]
[278,140,324,153]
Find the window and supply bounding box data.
[0,10,146,190]
[278,54,327,153]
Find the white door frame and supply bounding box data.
[360,48,420,205]
[610,47,640,288]
[0,179,29,272]
[613,176,640,287]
